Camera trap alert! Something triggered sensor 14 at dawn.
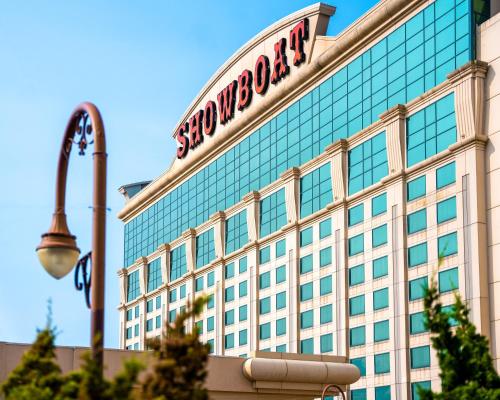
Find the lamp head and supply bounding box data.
[36,213,80,279]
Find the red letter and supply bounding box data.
[176,122,189,159]
[237,69,253,111]
[290,19,309,66]
[217,80,237,125]
[271,38,289,84]
[189,110,204,149]
[204,100,217,136]
[254,55,270,95]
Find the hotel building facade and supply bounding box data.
[117,0,500,398]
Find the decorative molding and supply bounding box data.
[381,104,407,175]
[210,211,226,259]
[244,191,260,241]
[182,228,196,272]
[281,167,300,224]
[326,139,348,202]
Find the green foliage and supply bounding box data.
[420,277,500,399]
[140,295,210,400]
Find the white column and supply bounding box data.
[280,167,300,224]
[157,243,171,286]
[243,191,260,242]
[325,139,347,202]
[210,211,226,259]
[380,104,406,175]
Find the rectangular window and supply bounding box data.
[195,320,203,334]
[372,224,388,247]
[349,132,388,195]
[349,295,365,316]
[155,296,161,309]
[300,338,314,354]
[300,227,313,247]
[409,277,427,301]
[126,309,133,321]
[169,288,177,303]
[180,284,186,299]
[155,315,161,329]
[260,189,287,237]
[320,304,333,324]
[443,304,458,327]
[168,310,176,323]
[437,196,457,224]
[225,263,234,279]
[134,305,139,318]
[408,242,428,267]
[411,345,431,369]
[410,312,427,335]
[407,93,456,167]
[207,271,215,287]
[276,265,286,284]
[146,300,153,313]
[300,163,333,218]
[207,339,214,354]
[300,282,313,302]
[239,257,247,273]
[348,203,364,226]
[349,233,364,256]
[351,357,366,377]
[276,291,286,310]
[259,246,270,264]
[275,238,286,258]
[170,245,187,281]
[239,280,248,297]
[319,218,332,239]
[374,352,390,374]
[239,305,247,322]
[372,192,387,216]
[276,317,287,336]
[375,385,391,400]
[225,286,234,302]
[373,288,389,310]
[259,271,271,289]
[320,247,332,267]
[411,381,431,400]
[196,229,215,269]
[207,294,215,309]
[300,310,314,329]
[276,344,286,352]
[225,333,234,349]
[373,256,388,279]
[407,209,427,234]
[195,276,204,292]
[374,320,390,342]
[320,333,333,353]
[349,264,365,286]
[224,310,234,326]
[407,176,426,201]
[207,316,214,331]
[352,389,367,400]
[239,329,248,346]
[438,232,458,257]
[436,161,456,189]
[320,275,332,295]
[260,297,271,315]
[439,267,459,293]
[225,210,248,254]
[134,324,139,337]
[147,259,162,292]
[300,254,313,274]
[127,270,140,302]
[259,322,271,340]
[350,325,366,347]
[126,327,132,339]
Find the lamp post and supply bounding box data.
[36,102,107,372]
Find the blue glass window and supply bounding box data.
[260,322,271,339]
[408,242,428,267]
[409,276,428,301]
[374,320,390,342]
[373,288,389,310]
[300,227,313,247]
[276,265,286,284]
[350,325,366,346]
[260,189,287,238]
[320,275,332,295]
[300,282,313,302]
[436,161,456,189]
[225,263,234,279]
[300,254,313,274]
[438,231,458,257]
[259,246,270,264]
[275,238,286,258]
[239,256,247,273]
[375,386,391,400]
[439,267,459,292]
[276,291,286,309]
[260,297,271,315]
[147,259,162,292]
[372,224,388,247]
[196,229,215,269]
[410,311,427,334]
[225,286,234,302]
[195,276,204,292]
[300,310,314,329]
[320,247,332,267]
[225,333,234,349]
[373,256,388,279]
[239,280,247,297]
[300,338,314,354]
[127,270,140,302]
[411,381,431,400]
[374,352,390,374]
[437,196,457,223]
[239,304,247,321]
[408,209,427,234]
[319,218,332,239]
[239,329,248,346]
[276,317,287,336]
[411,345,431,369]
[207,316,214,331]
[225,210,248,254]
[372,193,387,216]
[349,233,364,256]
[349,295,365,316]
[225,309,234,326]
[259,271,271,289]
[407,176,426,201]
[170,245,187,281]
[320,333,333,353]
[348,204,364,226]
[207,271,215,287]
[320,304,333,324]
[348,132,388,195]
[349,264,365,286]
[407,93,456,167]
[300,163,333,218]
[352,389,367,400]
[351,357,366,377]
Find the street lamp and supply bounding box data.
[36,102,107,371]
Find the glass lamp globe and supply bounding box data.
[37,246,80,279]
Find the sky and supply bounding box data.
[0,0,378,349]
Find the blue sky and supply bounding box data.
[0,0,377,349]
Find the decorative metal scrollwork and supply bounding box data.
[74,112,94,156]
[75,251,92,308]
[321,384,346,400]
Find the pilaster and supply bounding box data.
[447,60,489,141]
[117,268,127,305]
[136,257,148,295]
[182,228,197,273]
[380,104,407,175]
[325,139,348,202]
[157,243,171,285]
[210,211,226,259]
[243,191,261,242]
[280,167,300,224]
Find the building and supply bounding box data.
[117,0,500,398]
